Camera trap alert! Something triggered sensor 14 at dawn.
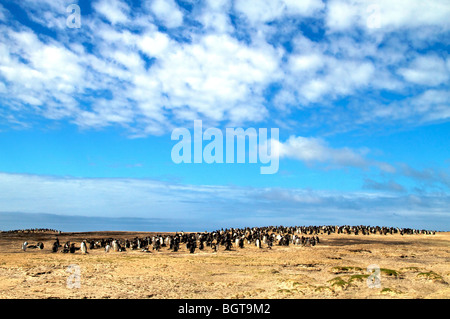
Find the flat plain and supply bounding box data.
[0,230,449,299]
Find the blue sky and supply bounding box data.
[0,0,449,231]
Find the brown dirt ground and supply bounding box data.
[0,231,449,299]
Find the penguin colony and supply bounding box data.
[19,225,436,254]
[4,228,61,234]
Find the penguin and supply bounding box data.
[256,238,261,249]
[224,239,232,251]
[62,242,70,253]
[52,241,58,253]
[112,240,119,252]
[81,241,88,254]
[189,240,196,254]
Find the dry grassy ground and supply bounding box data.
[0,231,449,299]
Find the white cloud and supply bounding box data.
[398,54,449,86]
[0,27,85,119]
[148,0,184,28]
[145,33,282,125]
[137,31,171,57]
[326,0,358,31]
[0,4,7,22]
[196,0,234,34]
[366,89,450,125]
[275,135,368,167]
[272,135,396,173]
[93,0,130,25]
[374,0,450,30]
[284,52,376,103]
[235,0,324,25]
[326,0,450,32]
[282,0,325,15]
[289,53,325,72]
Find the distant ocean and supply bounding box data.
[0,212,208,233]
[1,212,447,233]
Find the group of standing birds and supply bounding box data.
[21,225,435,254]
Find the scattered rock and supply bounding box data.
[330,266,363,274]
[380,268,400,278]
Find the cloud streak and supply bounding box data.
[274,135,395,172]
[0,172,448,230]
